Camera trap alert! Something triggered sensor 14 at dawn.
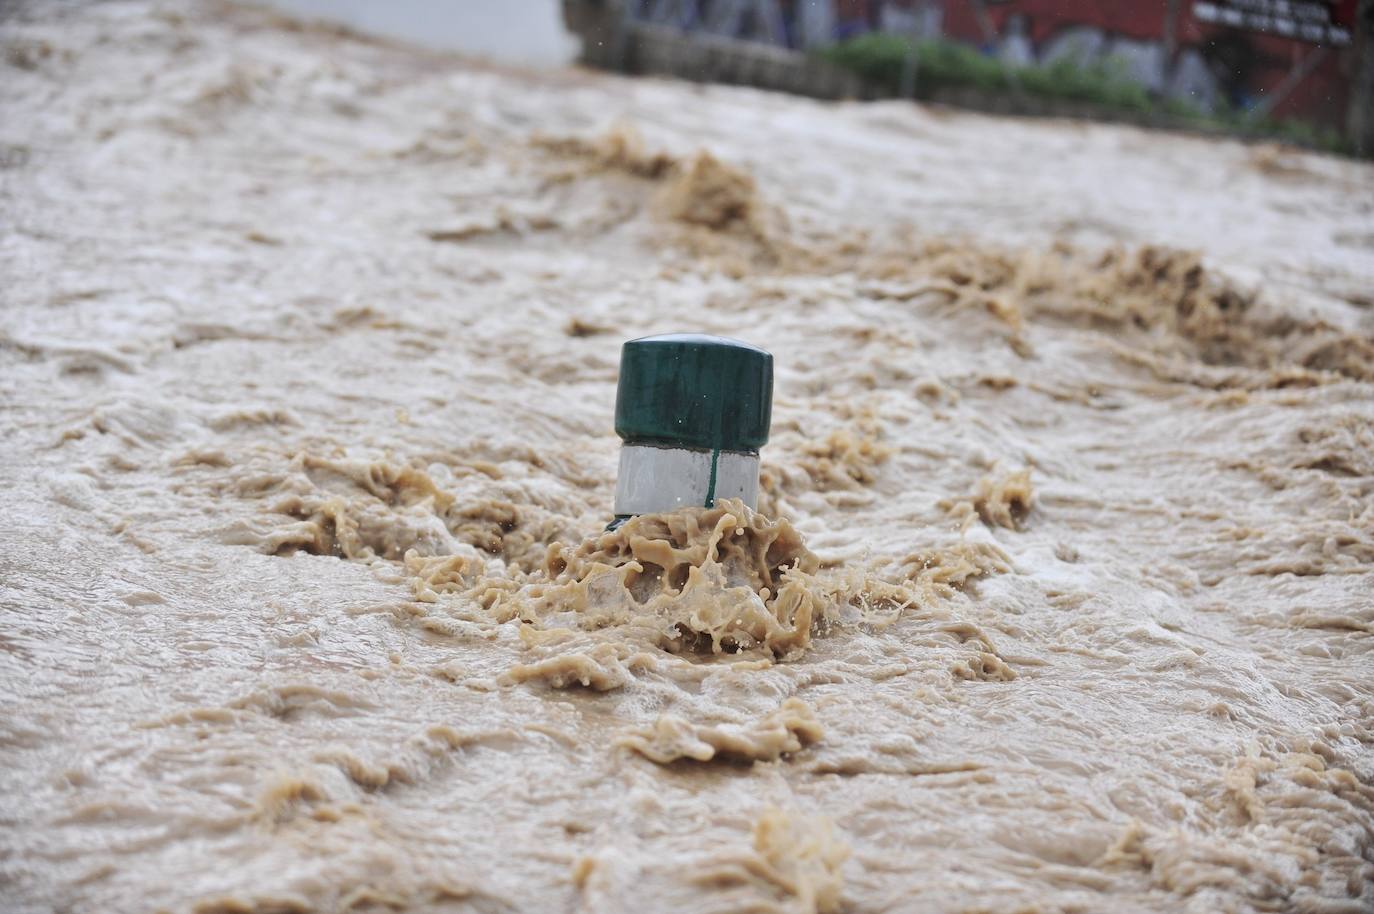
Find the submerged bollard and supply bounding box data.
[610,333,773,530]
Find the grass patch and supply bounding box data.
[819,33,1352,155]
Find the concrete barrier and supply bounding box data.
[626,24,862,99]
[569,8,863,102]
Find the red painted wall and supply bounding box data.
[937,0,1354,126]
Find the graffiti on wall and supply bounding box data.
[995,16,1229,110]
[629,1,1221,107]
[629,0,841,49]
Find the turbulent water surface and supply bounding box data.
[2,3,1373,912]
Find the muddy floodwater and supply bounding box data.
[2,3,1373,912]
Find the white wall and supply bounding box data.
[263,0,581,67]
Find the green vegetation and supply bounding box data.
[819,33,1150,108]
[819,33,1351,155]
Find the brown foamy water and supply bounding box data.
[2,3,1372,912]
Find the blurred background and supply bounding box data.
[264,0,581,65]
[264,0,1372,156]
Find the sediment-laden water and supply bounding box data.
[2,3,1372,912]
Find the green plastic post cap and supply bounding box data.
[614,333,773,453]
